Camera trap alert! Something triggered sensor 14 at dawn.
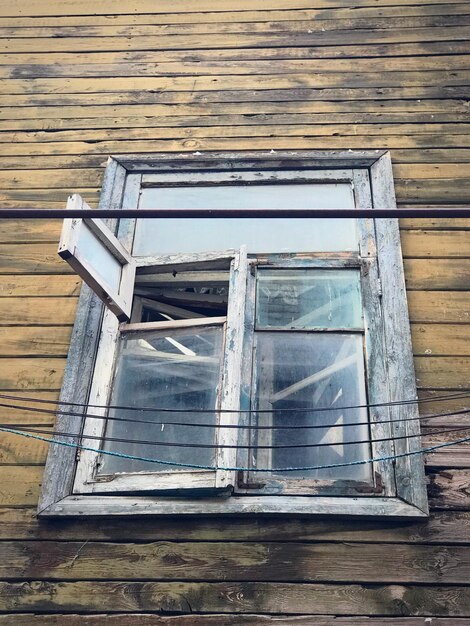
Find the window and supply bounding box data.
[39,151,428,517]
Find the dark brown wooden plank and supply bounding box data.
[1,540,469,583]
[0,580,468,615]
[428,469,470,509]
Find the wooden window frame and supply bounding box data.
[38,150,428,518]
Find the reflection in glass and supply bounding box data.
[78,221,122,292]
[252,333,371,481]
[99,325,223,475]
[134,183,357,255]
[256,269,363,330]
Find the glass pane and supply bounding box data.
[99,325,223,475]
[256,269,362,330]
[78,221,122,292]
[252,333,371,481]
[134,183,357,255]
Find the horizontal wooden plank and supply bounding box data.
[411,324,470,356]
[415,357,470,389]
[0,580,468,615]
[0,169,101,189]
[1,2,469,26]
[0,219,62,242]
[1,85,467,107]
[0,276,81,297]
[396,179,470,204]
[3,135,470,158]
[404,259,470,290]
[3,57,470,83]
[425,447,470,469]
[2,40,469,68]
[402,230,470,257]
[0,357,65,390]
[0,326,72,356]
[0,243,74,274]
[0,297,77,325]
[418,390,470,425]
[2,15,469,39]
[401,218,470,229]
[1,540,470,583]
[1,98,468,123]
[1,112,469,134]
[0,465,42,506]
[1,616,468,626]
[1,0,464,17]
[407,291,470,323]
[1,26,469,53]
[428,469,470,509]
[0,507,468,544]
[5,123,470,144]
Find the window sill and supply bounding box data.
[38,494,428,518]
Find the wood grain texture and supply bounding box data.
[0,580,468,615]
[0,297,78,325]
[1,616,469,626]
[1,540,470,583]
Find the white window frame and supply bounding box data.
[38,151,428,518]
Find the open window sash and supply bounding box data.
[58,194,135,321]
[72,247,248,495]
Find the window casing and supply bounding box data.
[39,151,428,518]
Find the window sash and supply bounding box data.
[73,251,248,495]
[236,254,396,497]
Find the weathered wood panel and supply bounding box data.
[411,324,470,356]
[0,580,468,615]
[0,540,469,583]
[0,275,81,297]
[0,358,65,390]
[0,297,78,325]
[0,326,72,356]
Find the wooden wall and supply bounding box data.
[0,0,469,623]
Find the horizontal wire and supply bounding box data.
[0,389,468,416]
[2,208,470,219]
[1,425,469,472]
[6,421,470,450]
[0,398,468,431]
